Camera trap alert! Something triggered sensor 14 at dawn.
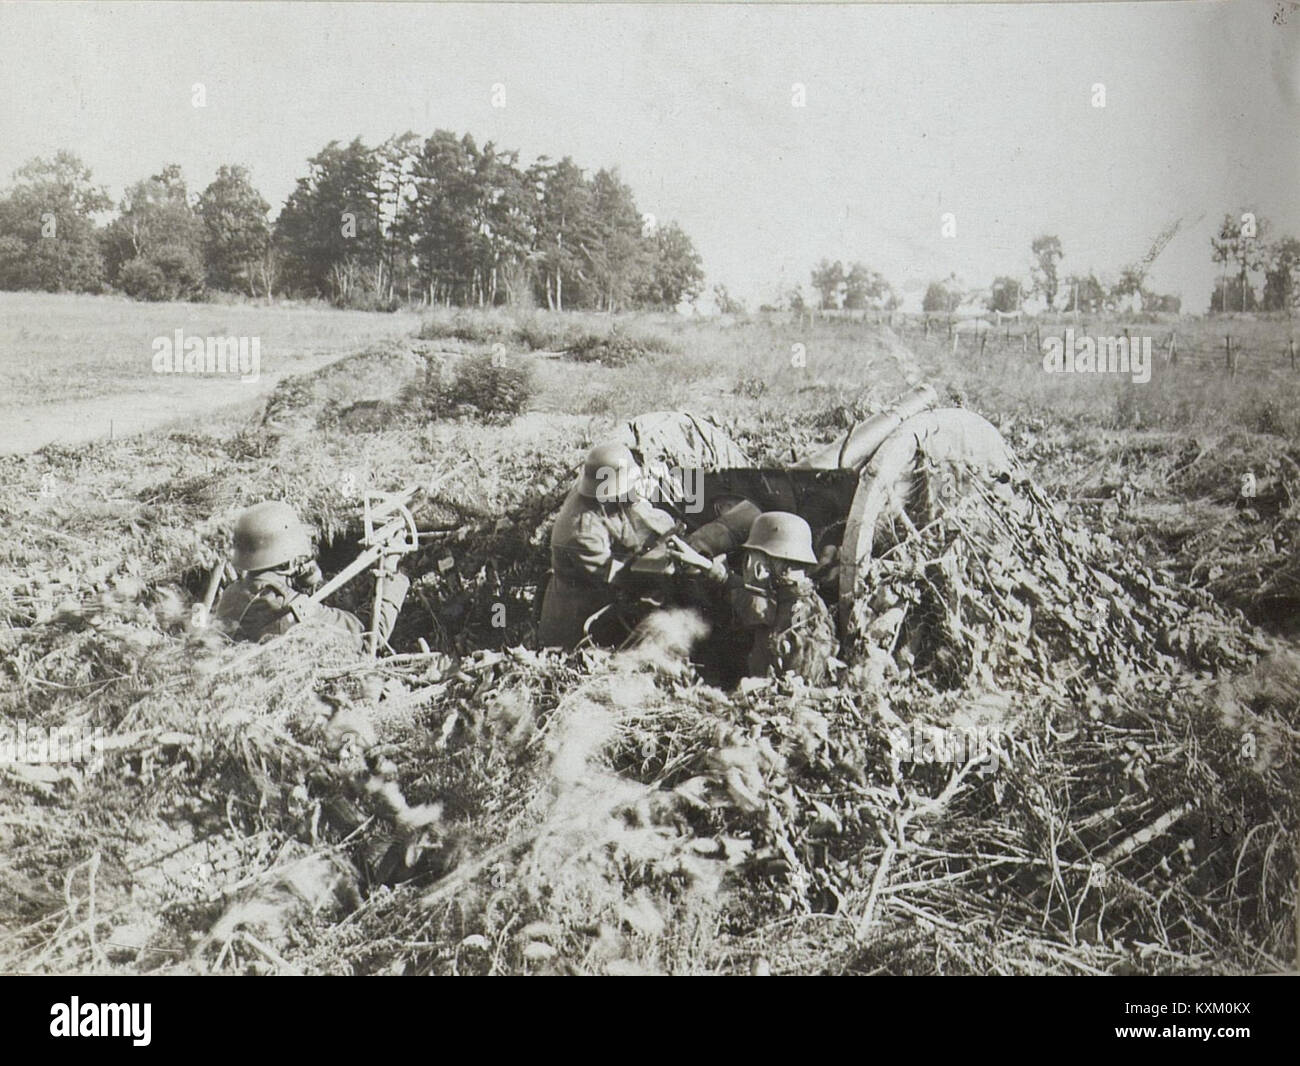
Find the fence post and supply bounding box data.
[1021,333,1027,355]
[979,333,987,361]
[1290,337,1296,371]
[1167,333,1177,365]
[1035,325,1041,354]
[1225,335,1238,378]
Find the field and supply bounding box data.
[0,292,424,453]
[2,294,1299,975]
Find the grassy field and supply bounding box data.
[0,291,424,408]
[1,296,1298,976]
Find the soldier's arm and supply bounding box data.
[370,573,410,645]
[557,513,617,585]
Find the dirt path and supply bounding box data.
[0,350,348,454]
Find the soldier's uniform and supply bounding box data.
[215,570,409,648]
[745,574,836,684]
[214,500,409,649]
[537,442,676,649]
[685,510,837,685]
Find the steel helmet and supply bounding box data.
[577,442,641,503]
[741,511,819,566]
[231,501,313,572]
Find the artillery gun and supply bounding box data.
[612,386,1016,654]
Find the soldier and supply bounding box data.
[669,511,836,684]
[215,501,409,649]
[536,442,679,649]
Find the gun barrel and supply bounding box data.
[792,383,938,471]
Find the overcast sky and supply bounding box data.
[1,1,1295,310]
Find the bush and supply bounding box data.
[568,327,677,367]
[117,245,206,302]
[117,258,170,301]
[418,313,510,345]
[406,352,534,423]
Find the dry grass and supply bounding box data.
[2,300,1299,975]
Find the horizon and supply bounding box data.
[1,0,1296,311]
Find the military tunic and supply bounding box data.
[215,570,409,648]
[536,489,675,649]
[706,565,836,684]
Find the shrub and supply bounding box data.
[406,353,534,423]
[568,327,676,367]
[117,258,170,301]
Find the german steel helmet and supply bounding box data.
[741,511,819,566]
[231,501,313,572]
[577,442,641,503]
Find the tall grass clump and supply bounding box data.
[405,352,534,423]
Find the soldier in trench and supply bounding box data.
[536,442,680,649]
[214,500,409,649]
[669,510,837,685]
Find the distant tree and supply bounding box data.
[528,156,595,311]
[987,276,1024,313]
[636,221,703,308]
[0,152,110,293]
[104,164,206,300]
[1211,211,1269,314]
[1030,234,1064,310]
[586,168,649,312]
[274,138,384,303]
[922,277,962,313]
[1210,275,1259,313]
[197,165,271,295]
[1263,236,1300,313]
[712,283,745,315]
[1062,273,1105,314]
[787,286,808,313]
[810,259,845,309]
[843,262,896,310]
[1110,265,1146,306]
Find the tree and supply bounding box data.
[1211,211,1269,313]
[1263,236,1300,313]
[104,164,206,300]
[1061,273,1104,314]
[585,168,649,312]
[637,221,703,308]
[810,259,845,309]
[274,138,384,303]
[1030,235,1063,310]
[843,262,896,310]
[923,274,963,313]
[987,276,1024,313]
[527,156,595,311]
[0,152,110,293]
[712,283,745,315]
[197,165,271,295]
[1110,265,1146,306]
[1210,275,1259,313]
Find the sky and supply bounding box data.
[1,0,1296,310]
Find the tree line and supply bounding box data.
[793,213,1300,318]
[0,135,705,311]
